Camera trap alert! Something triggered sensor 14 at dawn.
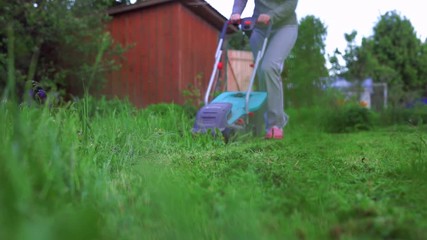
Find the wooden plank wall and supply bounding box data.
[226,50,254,91]
[177,4,219,105]
[105,2,221,108]
[106,3,179,107]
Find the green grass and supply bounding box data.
[1,99,427,240]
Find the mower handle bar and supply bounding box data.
[204,18,272,107]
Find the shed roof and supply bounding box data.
[107,0,234,32]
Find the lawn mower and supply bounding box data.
[192,17,272,142]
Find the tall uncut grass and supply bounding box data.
[1,97,427,240]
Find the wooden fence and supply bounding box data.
[226,50,254,91]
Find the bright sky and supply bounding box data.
[205,0,427,62]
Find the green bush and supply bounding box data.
[378,106,427,126]
[0,1,124,100]
[323,104,375,133]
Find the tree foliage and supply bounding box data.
[332,11,427,105]
[0,0,124,101]
[112,0,147,6]
[371,12,424,90]
[227,31,251,51]
[285,15,329,107]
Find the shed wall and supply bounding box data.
[176,4,219,105]
[106,2,220,107]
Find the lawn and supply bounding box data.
[1,99,426,240]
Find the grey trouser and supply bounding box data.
[249,24,298,129]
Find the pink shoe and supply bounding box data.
[265,126,283,139]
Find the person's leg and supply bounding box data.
[249,28,268,135]
[249,28,267,90]
[250,25,298,130]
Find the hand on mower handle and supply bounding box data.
[230,14,271,26]
[230,13,241,24]
[257,14,271,25]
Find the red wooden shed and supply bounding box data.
[104,0,230,108]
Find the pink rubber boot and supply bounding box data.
[265,126,283,139]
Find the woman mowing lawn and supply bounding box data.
[230,0,299,139]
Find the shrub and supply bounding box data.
[323,104,375,133]
[0,1,124,100]
[378,105,427,126]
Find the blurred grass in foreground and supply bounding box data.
[1,98,426,240]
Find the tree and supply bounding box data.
[371,11,422,91]
[226,31,251,51]
[285,15,329,107]
[419,40,427,94]
[0,0,124,102]
[333,11,427,105]
[329,49,345,77]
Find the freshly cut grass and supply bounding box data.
[1,99,426,240]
